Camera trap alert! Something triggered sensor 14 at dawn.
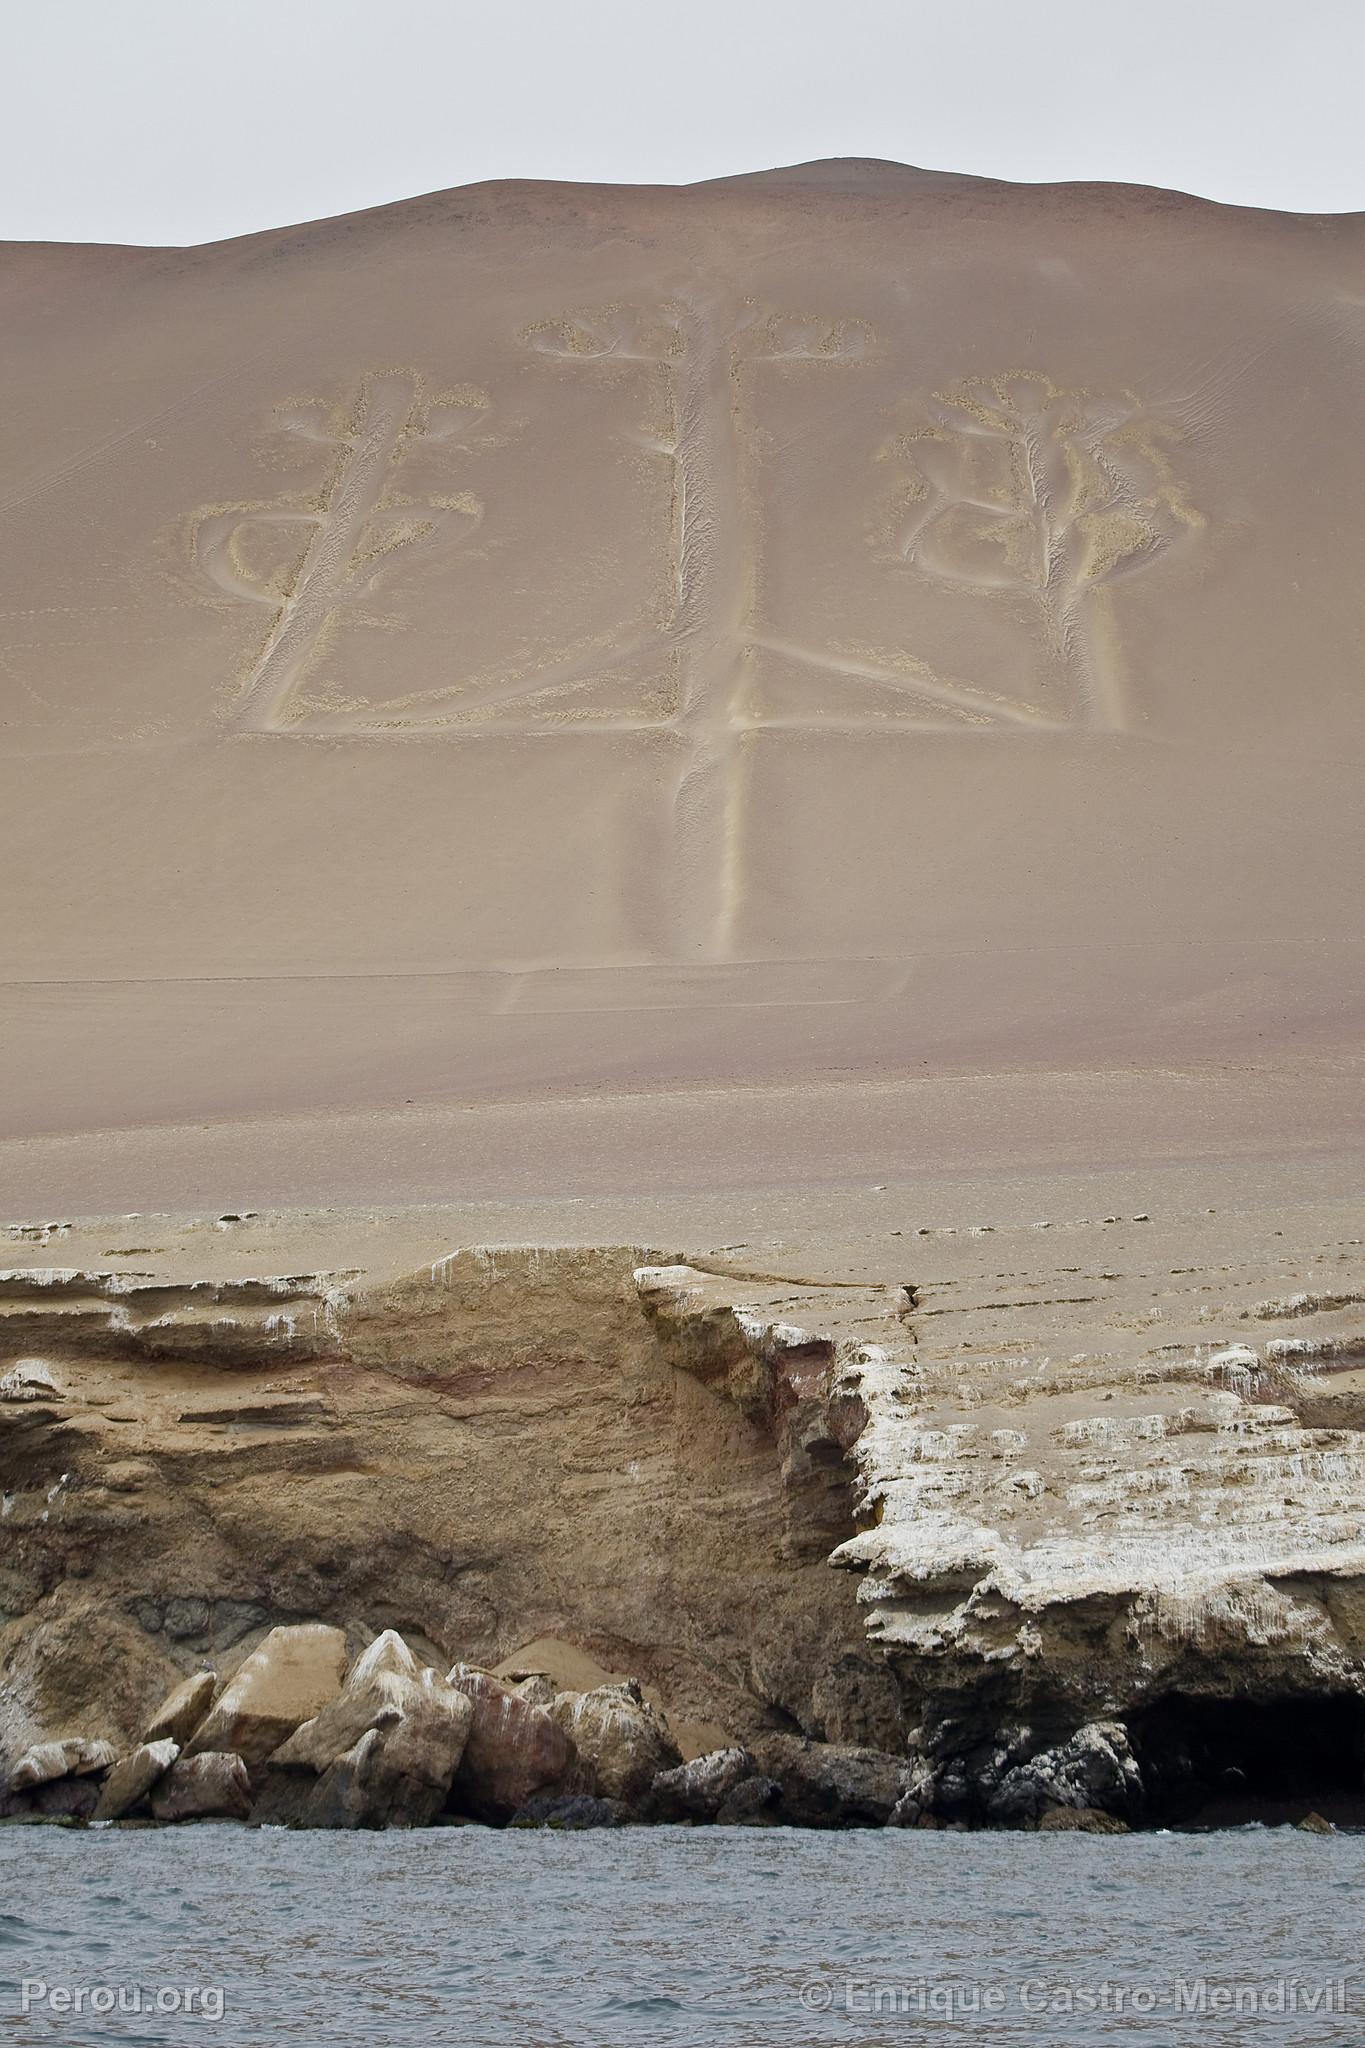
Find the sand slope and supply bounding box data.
[2,162,1363,1208]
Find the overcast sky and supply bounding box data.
[6,0,1364,244]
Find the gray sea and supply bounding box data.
[1,1825,1361,2047]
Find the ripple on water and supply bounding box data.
[0,1829,1360,2046]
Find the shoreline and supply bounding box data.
[4,1193,1364,1840]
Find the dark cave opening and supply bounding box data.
[1128,1692,1365,1827]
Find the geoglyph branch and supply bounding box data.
[192,370,491,732]
[883,372,1199,729]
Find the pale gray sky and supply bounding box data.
[6,0,1364,244]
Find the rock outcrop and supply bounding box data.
[4,1209,1365,1829]
[549,1682,680,1806]
[0,1267,347,1367]
[0,1243,891,1763]
[715,1776,783,1826]
[304,1699,471,1831]
[649,1747,757,1823]
[632,1235,1365,1824]
[93,1738,179,1821]
[184,1625,347,1770]
[257,1632,474,1828]
[987,1723,1144,1826]
[150,1752,252,1822]
[752,1736,912,1828]
[143,1671,216,1748]
[446,1665,578,1822]
[9,1737,117,1789]
[0,1599,182,1784]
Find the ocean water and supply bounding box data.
[1,1825,1361,2046]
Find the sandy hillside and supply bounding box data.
[1,159,1363,1214]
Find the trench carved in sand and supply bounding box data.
[190,333,1198,957]
[878,371,1200,731]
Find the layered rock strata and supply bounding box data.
[3,1206,1364,1826]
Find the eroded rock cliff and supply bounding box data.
[4,1199,1364,1825]
[0,1238,899,1783]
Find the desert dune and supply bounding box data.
[4,165,1365,1834]
[1,159,1362,1211]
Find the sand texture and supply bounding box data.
[1,160,1362,1212]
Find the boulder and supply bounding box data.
[446,1664,577,1822]
[302,1730,384,1829]
[987,1722,1143,1826]
[247,1770,318,1829]
[1037,1806,1131,1834]
[304,1692,475,1830]
[150,1752,252,1822]
[143,1670,216,1748]
[753,1736,911,1827]
[92,1739,179,1822]
[511,1675,556,1709]
[1297,1811,1335,1835]
[183,1625,346,1769]
[549,1682,680,1808]
[270,1633,406,1768]
[270,1631,465,1773]
[510,1793,629,1830]
[715,1776,783,1826]
[375,1694,474,1818]
[9,1737,118,1790]
[255,1632,473,1828]
[649,1747,756,1823]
